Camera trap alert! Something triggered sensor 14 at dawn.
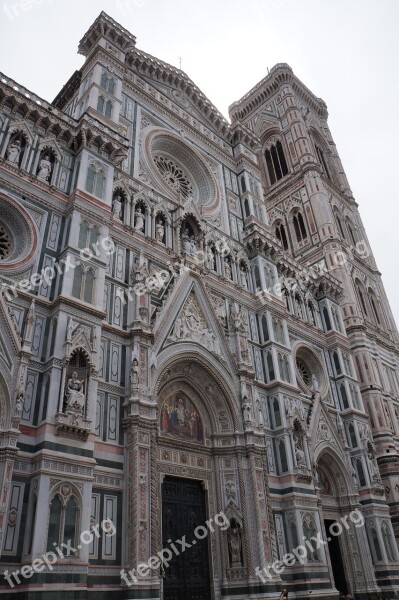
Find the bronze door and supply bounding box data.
[162,476,211,600]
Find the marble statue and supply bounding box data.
[7,138,22,165]
[37,154,52,181]
[134,207,145,231]
[66,372,85,410]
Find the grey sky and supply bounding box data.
[1,0,398,326]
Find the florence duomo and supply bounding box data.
[1,7,399,600]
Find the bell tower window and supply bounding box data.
[265,140,288,185]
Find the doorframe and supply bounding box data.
[320,502,354,594]
[159,469,216,600]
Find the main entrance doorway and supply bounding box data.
[324,519,348,594]
[162,476,211,600]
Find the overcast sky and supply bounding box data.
[1,0,398,327]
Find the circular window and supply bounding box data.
[0,195,37,270]
[153,155,193,199]
[0,225,12,260]
[142,128,220,214]
[296,357,311,386]
[294,344,327,396]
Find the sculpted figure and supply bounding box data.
[134,207,145,231]
[66,371,85,410]
[37,154,52,181]
[7,139,22,165]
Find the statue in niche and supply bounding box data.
[224,258,232,280]
[156,219,165,243]
[228,520,243,566]
[182,228,192,254]
[293,424,306,465]
[190,236,197,255]
[311,374,319,393]
[130,357,140,389]
[351,466,359,490]
[207,246,216,270]
[7,138,22,165]
[367,448,380,482]
[66,371,85,412]
[134,206,145,231]
[256,398,264,426]
[242,396,252,424]
[240,265,248,288]
[160,392,203,442]
[37,154,52,181]
[112,194,123,221]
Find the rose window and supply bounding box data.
[153,155,193,199]
[296,358,311,386]
[0,226,11,260]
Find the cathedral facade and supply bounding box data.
[0,11,399,600]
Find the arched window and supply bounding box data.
[323,306,332,331]
[273,318,285,344]
[72,264,83,299]
[243,198,250,218]
[348,423,358,447]
[273,398,281,427]
[331,306,342,332]
[279,439,288,472]
[333,351,342,375]
[369,526,383,562]
[335,213,346,240]
[261,315,269,342]
[340,383,349,409]
[79,221,98,249]
[47,492,78,552]
[240,175,246,193]
[86,164,106,199]
[97,95,104,113]
[100,72,115,94]
[105,100,112,119]
[275,223,289,251]
[357,285,368,317]
[278,353,290,382]
[316,146,330,179]
[381,521,396,561]
[72,264,96,303]
[265,140,288,185]
[369,291,381,325]
[293,211,307,243]
[84,269,95,303]
[346,220,357,246]
[97,95,113,119]
[254,265,262,291]
[267,353,275,382]
[356,459,366,487]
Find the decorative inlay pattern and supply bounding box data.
[0,225,11,259]
[153,155,193,199]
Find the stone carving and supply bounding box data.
[224,258,232,280]
[182,228,197,256]
[7,138,22,165]
[156,219,165,243]
[65,371,85,413]
[37,154,52,181]
[130,356,140,392]
[240,265,248,288]
[242,396,252,424]
[112,194,123,221]
[367,447,381,483]
[225,481,237,501]
[228,520,243,567]
[134,206,145,231]
[168,293,223,358]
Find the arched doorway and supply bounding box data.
[316,451,355,595]
[155,356,241,600]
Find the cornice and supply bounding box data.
[229,63,328,123]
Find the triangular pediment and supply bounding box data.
[310,398,348,464]
[153,273,236,375]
